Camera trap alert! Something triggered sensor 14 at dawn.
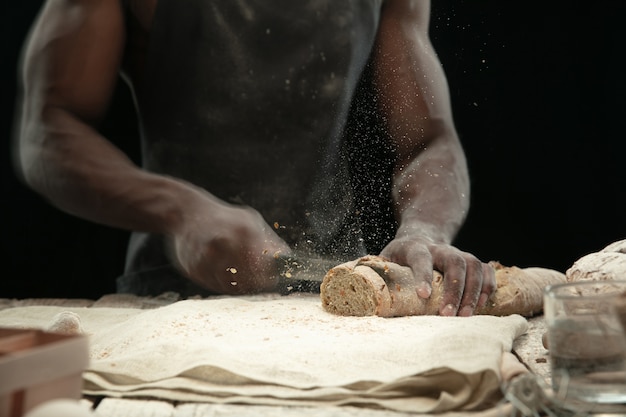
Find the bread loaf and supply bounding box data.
[320,256,566,317]
[565,239,626,332]
[566,239,626,282]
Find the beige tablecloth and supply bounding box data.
[0,294,528,413]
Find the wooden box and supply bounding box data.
[0,328,89,417]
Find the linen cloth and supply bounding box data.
[0,294,528,413]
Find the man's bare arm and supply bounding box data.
[14,0,288,294]
[15,0,201,234]
[372,0,495,316]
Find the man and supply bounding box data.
[14,0,495,316]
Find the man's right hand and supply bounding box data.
[169,194,291,295]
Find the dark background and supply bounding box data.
[2,1,625,299]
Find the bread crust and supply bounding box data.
[320,256,567,317]
[476,263,566,316]
[566,239,626,282]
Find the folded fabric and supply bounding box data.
[0,294,528,413]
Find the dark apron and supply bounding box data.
[118,0,383,296]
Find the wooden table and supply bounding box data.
[0,293,551,417]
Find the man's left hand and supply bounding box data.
[380,236,496,316]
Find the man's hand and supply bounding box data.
[169,196,290,295]
[380,236,496,316]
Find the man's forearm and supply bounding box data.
[17,105,202,236]
[391,132,470,244]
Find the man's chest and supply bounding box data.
[125,0,381,90]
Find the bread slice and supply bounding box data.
[320,256,566,317]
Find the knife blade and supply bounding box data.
[274,254,339,294]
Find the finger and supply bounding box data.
[396,248,435,299]
[434,253,466,316]
[410,258,436,299]
[478,262,496,308]
[457,257,484,317]
[377,247,434,299]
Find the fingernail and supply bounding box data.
[441,304,456,316]
[459,306,474,317]
[417,283,431,299]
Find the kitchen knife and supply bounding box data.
[274,254,339,294]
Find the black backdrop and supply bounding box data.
[2,1,625,298]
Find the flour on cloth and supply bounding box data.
[0,295,528,413]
